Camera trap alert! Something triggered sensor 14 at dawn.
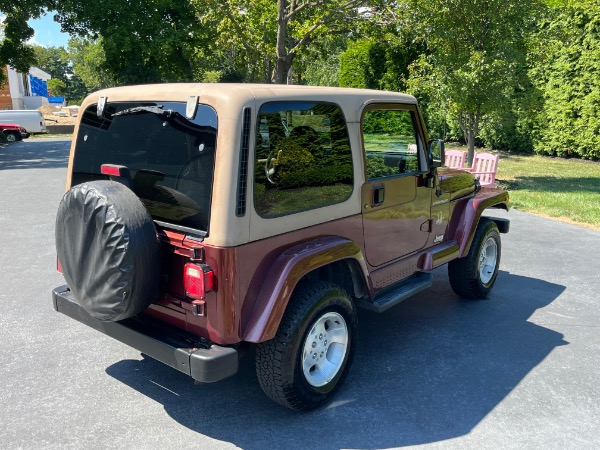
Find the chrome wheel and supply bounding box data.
[301,311,348,388]
[478,236,498,285]
[5,133,17,142]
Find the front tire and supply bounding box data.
[5,131,19,142]
[448,218,501,299]
[255,281,357,411]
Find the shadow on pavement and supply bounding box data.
[0,139,70,170]
[105,269,566,449]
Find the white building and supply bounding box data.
[0,65,52,110]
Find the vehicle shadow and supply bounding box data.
[105,269,566,449]
[0,139,70,171]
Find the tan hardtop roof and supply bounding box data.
[82,83,417,122]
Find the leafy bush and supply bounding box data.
[273,137,353,188]
[339,38,423,92]
[479,108,535,153]
[272,139,315,185]
[277,164,353,189]
[366,156,395,178]
[530,3,600,160]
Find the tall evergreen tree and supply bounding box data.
[530,0,600,160]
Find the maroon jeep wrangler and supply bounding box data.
[53,84,509,410]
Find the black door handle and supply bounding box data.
[372,184,385,207]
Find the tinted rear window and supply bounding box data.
[72,101,217,233]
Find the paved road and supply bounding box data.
[1,138,599,449]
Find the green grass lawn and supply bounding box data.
[492,152,600,229]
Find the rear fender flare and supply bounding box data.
[452,190,510,257]
[242,236,368,343]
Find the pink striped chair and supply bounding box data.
[444,150,467,169]
[468,152,499,188]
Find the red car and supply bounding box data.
[1,123,30,142]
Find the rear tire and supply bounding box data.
[255,281,357,411]
[448,218,501,299]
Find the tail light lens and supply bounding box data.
[184,263,214,300]
[57,257,62,273]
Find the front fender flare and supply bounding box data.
[242,236,368,343]
[453,189,510,257]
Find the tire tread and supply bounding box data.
[255,281,355,411]
[448,218,500,299]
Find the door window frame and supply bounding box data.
[360,103,429,182]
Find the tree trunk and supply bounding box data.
[467,113,475,166]
[459,112,480,167]
[275,0,289,84]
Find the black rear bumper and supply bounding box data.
[52,286,238,383]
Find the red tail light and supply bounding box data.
[184,263,214,300]
[101,164,126,177]
[57,257,62,273]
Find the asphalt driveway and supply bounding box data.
[1,138,599,449]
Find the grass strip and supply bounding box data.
[492,153,600,229]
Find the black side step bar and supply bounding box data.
[358,272,433,313]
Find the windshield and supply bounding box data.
[72,101,217,233]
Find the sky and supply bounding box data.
[27,11,71,48]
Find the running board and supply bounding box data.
[358,272,433,313]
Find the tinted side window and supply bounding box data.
[254,102,353,218]
[362,109,422,180]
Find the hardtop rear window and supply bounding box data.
[72,101,217,233]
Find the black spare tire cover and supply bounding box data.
[56,180,161,321]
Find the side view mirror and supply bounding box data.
[428,139,445,168]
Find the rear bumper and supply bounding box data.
[52,286,238,383]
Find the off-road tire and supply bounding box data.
[448,218,501,299]
[255,281,357,411]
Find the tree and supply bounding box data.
[0,1,54,85]
[32,44,89,101]
[339,36,422,91]
[404,0,540,163]
[67,38,114,91]
[529,0,600,160]
[298,34,348,86]
[47,78,66,96]
[197,0,372,84]
[55,0,206,84]
[477,65,541,153]
[339,39,385,89]
[64,75,88,103]
[33,45,69,81]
